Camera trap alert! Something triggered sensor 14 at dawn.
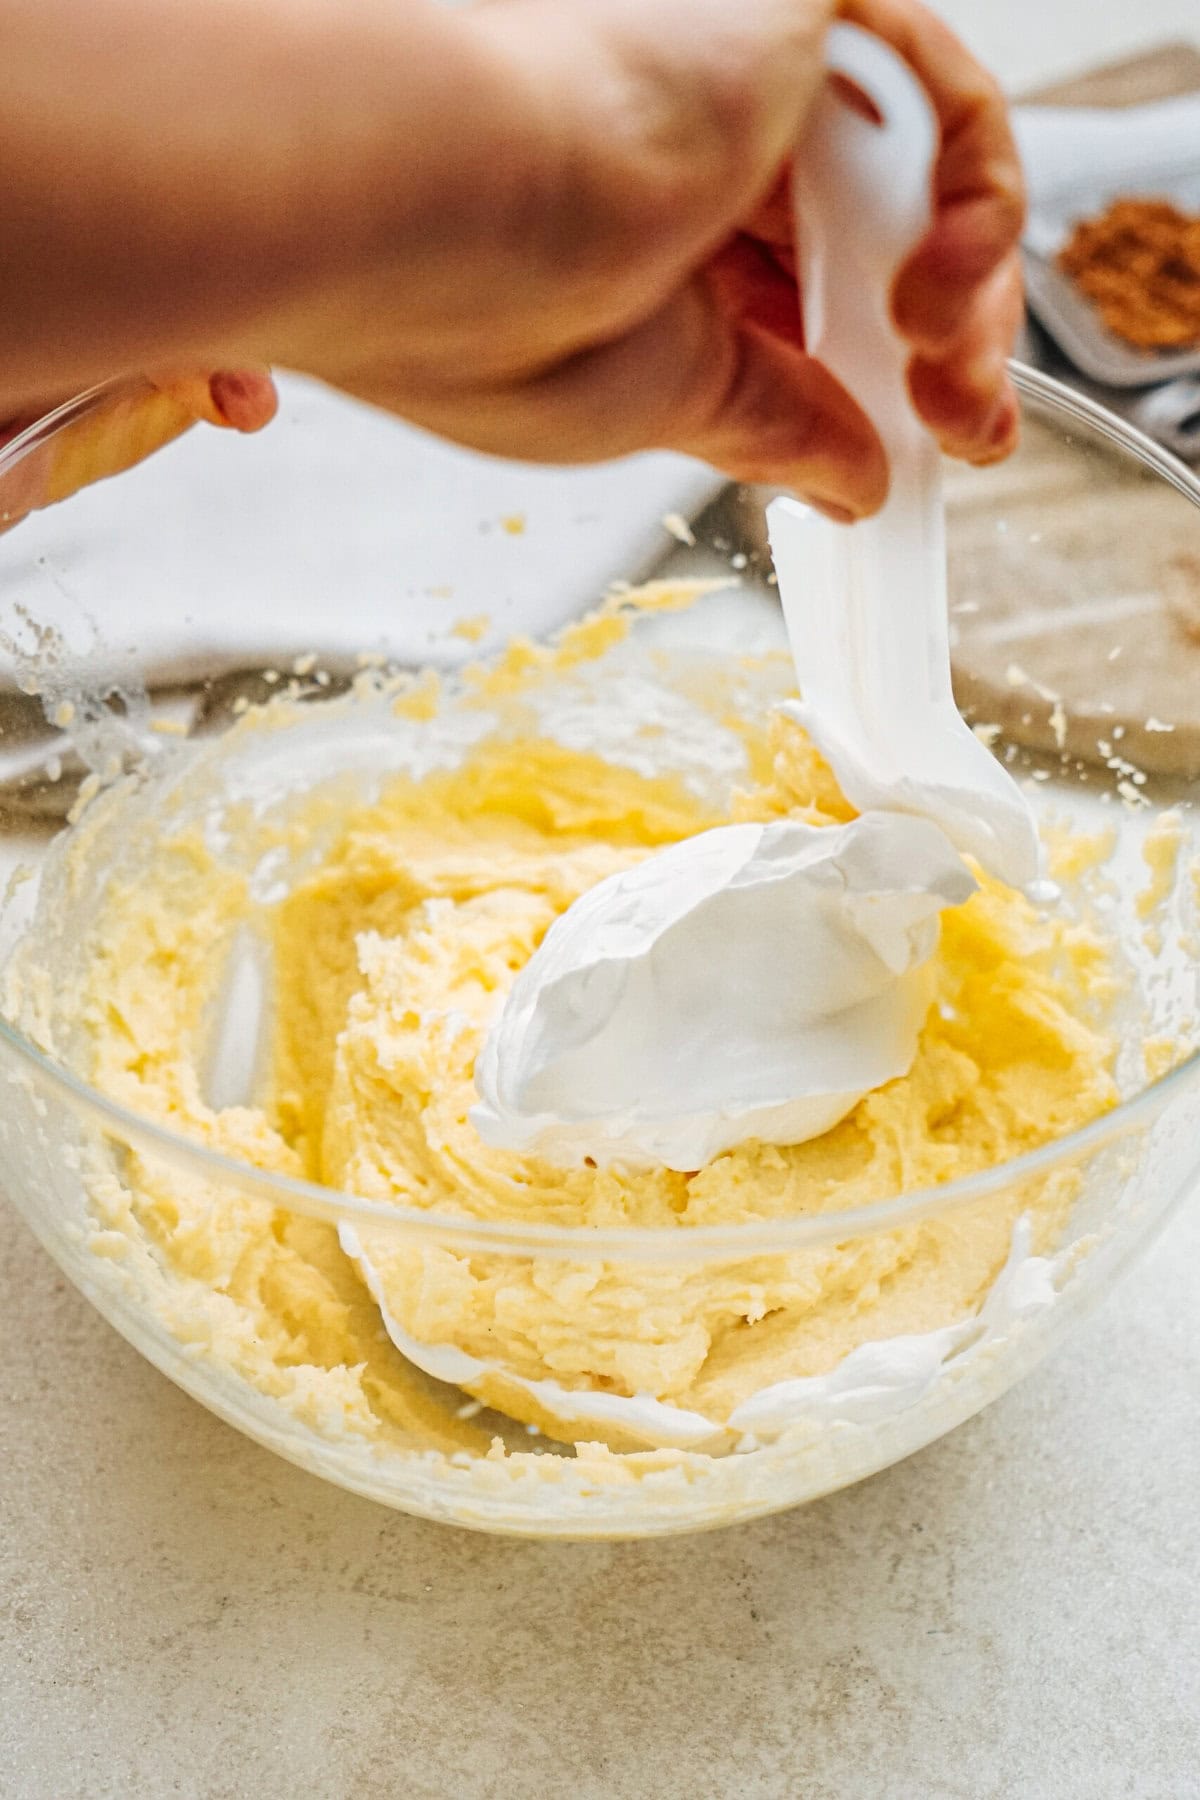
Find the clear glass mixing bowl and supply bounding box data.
[2,366,1199,1539]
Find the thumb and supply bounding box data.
[673,236,889,516]
[383,240,887,520]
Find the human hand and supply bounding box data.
[272,0,1024,521]
[1,0,1022,524]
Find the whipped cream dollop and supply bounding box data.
[472,812,975,1170]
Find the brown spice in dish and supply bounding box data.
[1058,197,1200,349]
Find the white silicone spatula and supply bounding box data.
[768,24,1043,892]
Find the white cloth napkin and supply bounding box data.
[0,376,722,690]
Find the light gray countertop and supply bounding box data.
[5,10,1200,1798]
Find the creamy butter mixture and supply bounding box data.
[26,598,1118,1460]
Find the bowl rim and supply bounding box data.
[2,359,1200,1264]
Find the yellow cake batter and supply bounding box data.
[39,599,1118,1460]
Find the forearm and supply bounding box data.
[0,0,528,411]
